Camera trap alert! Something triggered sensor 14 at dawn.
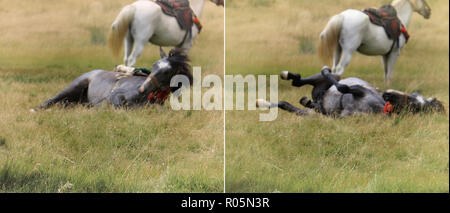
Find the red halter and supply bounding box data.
[148,86,171,104]
[383,101,394,115]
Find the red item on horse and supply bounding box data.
[383,101,394,115]
[401,26,410,43]
[148,86,171,104]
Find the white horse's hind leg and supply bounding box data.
[334,49,354,75]
[126,20,154,66]
[333,24,362,75]
[123,32,134,66]
[383,48,400,84]
[332,44,342,73]
[126,37,149,67]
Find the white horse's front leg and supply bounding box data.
[180,38,194,52]
[180,28,198,52]
[382,49,400,84]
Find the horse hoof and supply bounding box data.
[30,107,44,113]
[256,99,271,109]
[321,66,331,72]
[299,96,311,106]
[280,71,289,80]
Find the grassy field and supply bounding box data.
[225,0,449,192]
[0,0,224,192]
[1,0,448,193]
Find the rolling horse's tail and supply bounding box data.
[318,14,343,65]
[108,5,136,57]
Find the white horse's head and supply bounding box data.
[410,0,431,19]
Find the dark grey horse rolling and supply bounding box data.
[33,48,192,111]
[257,66,444,117]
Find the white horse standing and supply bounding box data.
[318,0,431,83]
[108,0,223,67]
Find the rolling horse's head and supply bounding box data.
[139,48,193,95]
[382,89,444,114]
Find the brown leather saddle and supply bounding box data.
[363,4,409,49]
[155,0,202,46]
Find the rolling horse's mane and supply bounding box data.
[167,48,193,92]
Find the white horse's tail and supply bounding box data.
[108,5,136,57]
[318,15,343,64]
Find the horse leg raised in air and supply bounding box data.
[318,0,431,84]
[108,0,224,67]
[257,66,444,117]
[257,70,341,116]
[276,69,369,116]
